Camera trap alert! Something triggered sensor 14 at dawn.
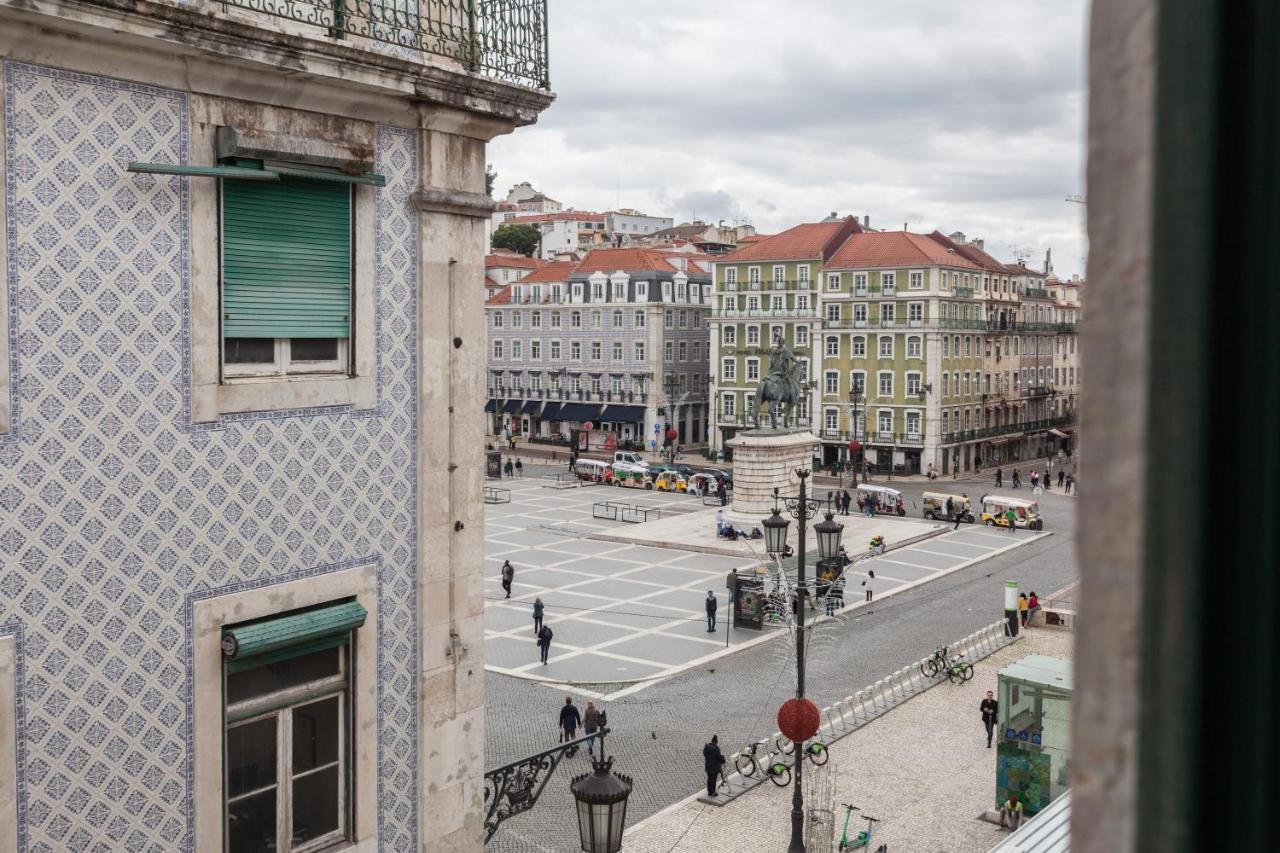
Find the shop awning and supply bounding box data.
[557,403,600,422]
[599,405,646,422]
[986,437,1009,446]
[484,399,496,412]
[502,399,522,413]
[1048,428,1068,438]
[521,401,541,415]
[541,402,563,420]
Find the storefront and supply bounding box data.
[599,404,647,449]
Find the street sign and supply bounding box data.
[653,423,661,434]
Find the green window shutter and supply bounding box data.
[222,177,352,339]
[221,600,367,671]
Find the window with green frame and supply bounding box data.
[221,161,355,379]
[221,600,366,853]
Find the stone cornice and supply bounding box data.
[411,187,498,219]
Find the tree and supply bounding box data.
[491,223,540,257]
[485,163,497,197]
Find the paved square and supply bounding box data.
[483,476,1050,697]
[484,478,767,693]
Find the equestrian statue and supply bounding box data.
[753,330,807,429]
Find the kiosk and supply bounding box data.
[995,655,1073,815]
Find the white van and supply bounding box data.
[612,451,650,474]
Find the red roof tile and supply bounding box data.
[719,219,861,262]
[485,253,544,269]
[574,247,680,274]
[519,260,578,283]
[927,231,1009,271]
[827,231,980,270]
[485,285,512,305]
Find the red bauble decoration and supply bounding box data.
[777,698,821,742]
[583,421,594,431]
[665,428,678,441]
[848,440,862,453]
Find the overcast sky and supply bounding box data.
[488,0,1089,278]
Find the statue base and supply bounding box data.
[725,429,820,519]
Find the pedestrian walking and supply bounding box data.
[503,458,514,478]
[716,478,727,506]
[537,623,554,664]
[1043,465,1051,489]
[995,467,1004,488]
[980,690,999,748]
[500,559,514,598]
[1005,507,1017,532]
[1057,469,1065,488]
[715,509,726,537]
[1018,592,1029,626]
[583,701,601,752]
[1065,473,1074,494]
[832,573,845,610]
[509,435,516,451]
[862,461,871,483]
[703,735,727,796]
[1030,470,1039,490]
[559,696,581,747]
[532,597,544,635]
[705,590,718,632]
[946,495,955,525]
[863,569,875,602]
[953,496,964,530]
[841,490,852,516]
[515,457,524,478]
[1011,469,1021,489]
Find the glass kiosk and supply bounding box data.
[995,654,1073,814]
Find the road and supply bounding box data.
[484,465,1077,852]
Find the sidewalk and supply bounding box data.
[623,626,1075,853]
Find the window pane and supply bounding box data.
[227,716,277,797]
[293,696,341,774]
[227,646,341,706]
[290,338,339,361]
[225,338,275,364]
[228,788,277,853]
[292,765,341,844]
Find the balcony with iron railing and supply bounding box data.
[814,429,925,446]
[207,0,550,89]
[821,316,986,331]
[712,308,819,320]
[940,414,1073,445]
[716,413,813,428]
[1024,287,1051,300]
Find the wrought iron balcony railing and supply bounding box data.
[216,0,550,89]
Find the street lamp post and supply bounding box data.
[762,472,844,853]
[847,385,863,487]
[662,373,680,464]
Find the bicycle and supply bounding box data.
[734,740,792,787]
[944,652,975,684]
[919,645,949,678]
[837,804,882,850]
[775,733,830,766]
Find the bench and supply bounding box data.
[591,502,661,523]
[483,487,511,505]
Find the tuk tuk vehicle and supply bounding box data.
[856,484,906,516]
[573,459,614,485]
[614,468,653,489]
[686,472,716,497]
[979,495,1043,530]
[922,492,975,523]
[654,471,688,493]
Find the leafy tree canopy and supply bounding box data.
[491,223,540,257]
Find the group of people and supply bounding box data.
[500,456,524,478]
[558,696,605,753]
[994,466,1075,494]
[713,510,763,542]
[1017,591,1042,627]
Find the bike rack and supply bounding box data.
[707,620,1024,807]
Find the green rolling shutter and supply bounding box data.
[221,600,367,672]
[222,177,352,339]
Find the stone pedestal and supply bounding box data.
[726,429,820,520]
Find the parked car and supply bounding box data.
[700,468,734,488]
[612,451,650,475]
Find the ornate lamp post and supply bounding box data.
[762,472,844,852]
[570,749,633,853]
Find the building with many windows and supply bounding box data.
[0,1,551,850]
[486,248,712,449]
[710,222,1080,475]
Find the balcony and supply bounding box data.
[712,308,819,320]
[940,414,1073,445]
[718,414,813,428]
[815,430,924,446]
[214,0,550,89]
[1025,287,1050,300]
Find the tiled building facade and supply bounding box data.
[486,247,712,448]
[710,221,1081,475]
[0,1,550,851]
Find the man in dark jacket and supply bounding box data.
[980,690,999,748]
[703,735,726,796]
[705,590,718,632]
[537,624,553,664]
[559,697,582,745]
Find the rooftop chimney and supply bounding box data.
[863,215,870,228]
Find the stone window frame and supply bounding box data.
[191,564,379,852]
[190,159,377,423]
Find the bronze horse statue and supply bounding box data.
[753,333,806,429]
